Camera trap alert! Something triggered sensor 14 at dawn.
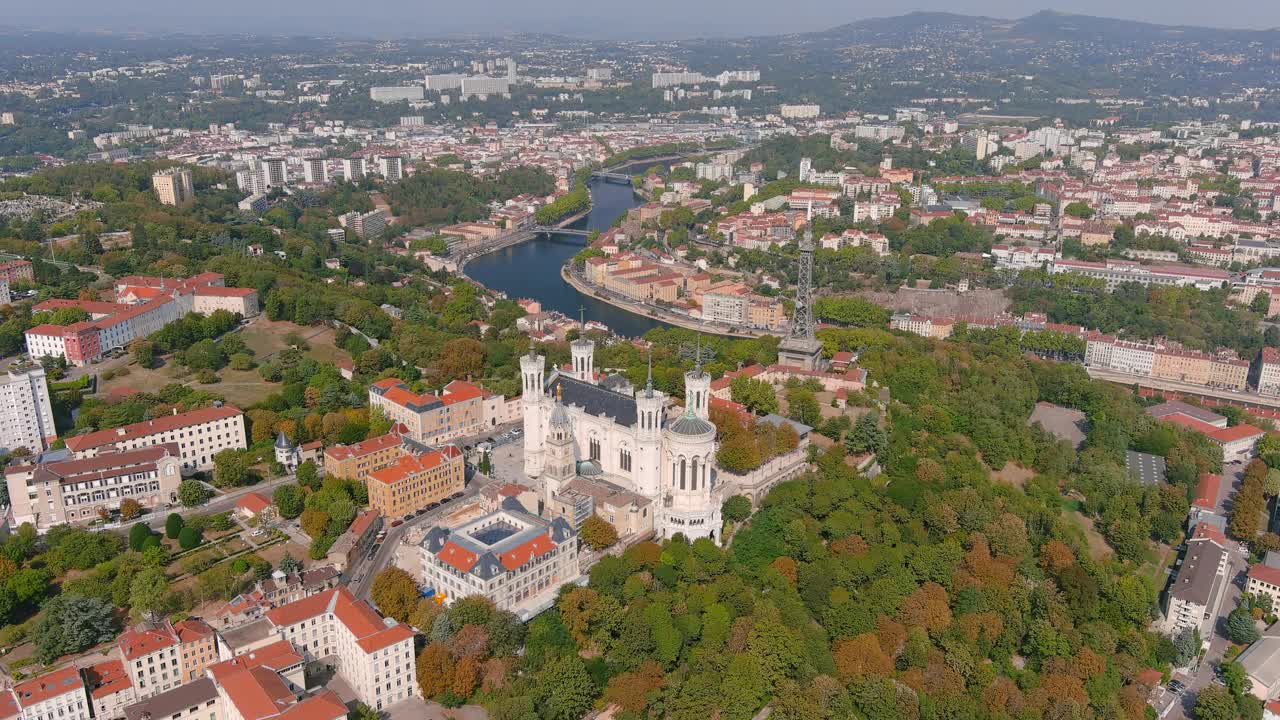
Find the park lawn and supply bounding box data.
[188,367,281,408]
[1065,509,1114,561]
[238,319,341,362]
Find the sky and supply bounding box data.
[5,0,1280,38]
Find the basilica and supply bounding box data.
[520,334,724,543]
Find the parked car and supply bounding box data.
[390,520,403,528]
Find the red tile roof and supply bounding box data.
[349,510,378,537]
[274,690,347,720]
[173,618,215,643]
[438,541,479,573]
[1193,474,1221,510]
[218,666,295,720]
[117,623,178,661]
[65,406,243,452]
[1248,563,1280,588]
[207,640,302,682]
[323,431,402,461]
[500,534,556,571]
[266,587,414,654]
[84,660,132,699]
[13,666,84,708]
[237,492,273,515]
[367,446,461,485]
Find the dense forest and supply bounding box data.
[386,167,556,227]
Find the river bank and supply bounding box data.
[560,265,772,339]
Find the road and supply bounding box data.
[1085,366,1280,412]
[124,475,294,531]
[347,471,497,601]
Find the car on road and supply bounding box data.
[391,520,403,527]
[426,502,440,511]
[450,491,464,500]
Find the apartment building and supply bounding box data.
[367,444,464,519]
[420,504,580,619]
[265,588,417,711]
[5,444,182,529]
[367,379,491,445]
[1163,522,1229,635]
[1246,554,1280,610]
[25,273,258,366]
[1150,402,1266,463]
[3,666,91,720]
[1048,257,1231,291]
[83,659,136,720]
[1256,346,1280,397]
[322,431,409,481]
[64,405,247,473]
[1151,347,1249,390]
[118,622,183,699]
[152,167,195,207]
[175,619,219,684]
[0,259,34,285]
[0,366,56,454]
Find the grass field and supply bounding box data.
[97,318,347,405]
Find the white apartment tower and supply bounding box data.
[261,157,288,188]
[342,157,365,183]
[151,167,195,207]
[303,158,328,184]
[0,367,56,453]
[378,156,404,183]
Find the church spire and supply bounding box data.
[645,348,654,398]
[694,335,702,373]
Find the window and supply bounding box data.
[619,449,631,472]
[589,438,600,462]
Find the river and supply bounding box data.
[465,171,670,338]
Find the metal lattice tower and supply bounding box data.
[789,226,816,342]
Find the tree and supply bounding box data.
[730,377,779,415]
[370,567,419,623]
[6,568,49,605]
[296,460,320,489]
[1063,201,1094,219]
[32,594,117,663]
[538,655,596,720]
[1252,292,1272,315]
[580,516,619,551]
[273,484,305,519]
[1226,606,1261,645]
[129,568,169,619]
[349,703,380,720]
[279,553,302,575]
[1192,684,1237,720]
[723,495,752,524]
[119,498,142,520]
[786,388,821,427]
[129,522,154,551]
[179,480,209,507]
[213,450,249,487]
[300,508,331,539]
[178,527,203,550]
[845,411,886,456]
[417,642,454,699]
[165,513,185,539]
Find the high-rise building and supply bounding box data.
[260,157,288,188]
[151,167,195,207]
[780,104,821,119]
[586,68,613,81]
[236,166,267,195]
[378,156,404,183]
[209,73,237,91]
[302,157,328,184]
[460,76,510,98]
[0,366,56,453]
[369,86,424,103]
[424,74,465,92]
[342,157,365,183]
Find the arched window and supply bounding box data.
[589,438,601,461]
[679,458,687,490]
[691,458,699,490]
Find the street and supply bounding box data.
[347,471,498,601]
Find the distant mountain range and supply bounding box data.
[803,9,1278,46]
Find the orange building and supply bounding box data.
[174,618,218,683]
[367,446,465,519]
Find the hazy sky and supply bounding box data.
[6,0,1280,38]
